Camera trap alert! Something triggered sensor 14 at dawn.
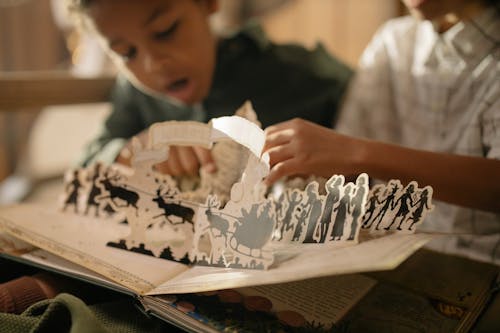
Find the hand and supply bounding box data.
[154,145,216,176]
[117,129,216,176]
[263,118,363,185]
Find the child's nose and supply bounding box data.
[143,48,171,74]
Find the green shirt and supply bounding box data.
[80,23,353,166]
[0,293,167,333]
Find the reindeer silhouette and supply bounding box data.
[204,197,230,239]
[98,174,139,210]
[152,187,194,229]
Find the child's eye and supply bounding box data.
[118,47,138,61]
[154,21,179,41]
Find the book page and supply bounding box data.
[0,204,189,294]
[0,203,434,296]
[339,283,470,333]
[367,249,500,333]
[149,232,434,294]
[141,274,375,332]
[1,248,133,296]
[239,274,376,327]
[0,232,35,255]
[368,249,499,308]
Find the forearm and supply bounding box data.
[357,140,500,213]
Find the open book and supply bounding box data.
[1,230,497,333]
[0,203,433,295]
[2,103,493,331]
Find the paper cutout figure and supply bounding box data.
[407,188,432,231]
[192,194,275,269]
[61,169,82,213]
[361,180,434,233]
[317,177,341,243]
[348,175,368,240]
[59,102,434,270]
[83,163,105,217]
[152,185,194,230]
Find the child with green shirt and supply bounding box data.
[73,0,352,176]
[0,0,352,327]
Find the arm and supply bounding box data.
[360,140,500,213]
[264,118,500,213]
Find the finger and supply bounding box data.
[154,160,172,175]
[264,119,295,136]
[263,128,294,152]
[264,158,301,186]
[194,146,216,173]
[165,148,183,176]
[266,144,294,167]
[177,147,200,176]
[153,146,173,173]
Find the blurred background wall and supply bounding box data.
[220,0,400,67]
[0,0,402,183]
[0,0,67,181]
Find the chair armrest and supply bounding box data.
[0,71,115,111]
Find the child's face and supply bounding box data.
[87,0,217,105]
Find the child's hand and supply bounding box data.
[154,146,216,176]
[117,129,216,176]
[263,118,361,185]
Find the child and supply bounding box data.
[264,0,500,264]
[0,0,353,326]
[71,0,352,176]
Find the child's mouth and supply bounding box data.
[165,78,195,104]
[168,78,189,91]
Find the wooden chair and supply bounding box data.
[0,71,115,204]
[0,71,115,110]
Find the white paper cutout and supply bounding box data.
[361,180,434,234]
[272,174,368,244]
[59,102,434,270]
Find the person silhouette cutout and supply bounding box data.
[330,184,353,241]
[63,170,82,213]
[302,182,323,243]
[348,175,367,240]
[408,188,432,230]
[362,187,382,228]
[373,183,400,230]
[385,184,415,230]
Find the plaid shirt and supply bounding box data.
[337,8,500,264]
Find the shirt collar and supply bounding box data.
[417,7,499,71]
[438,7,498,64]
